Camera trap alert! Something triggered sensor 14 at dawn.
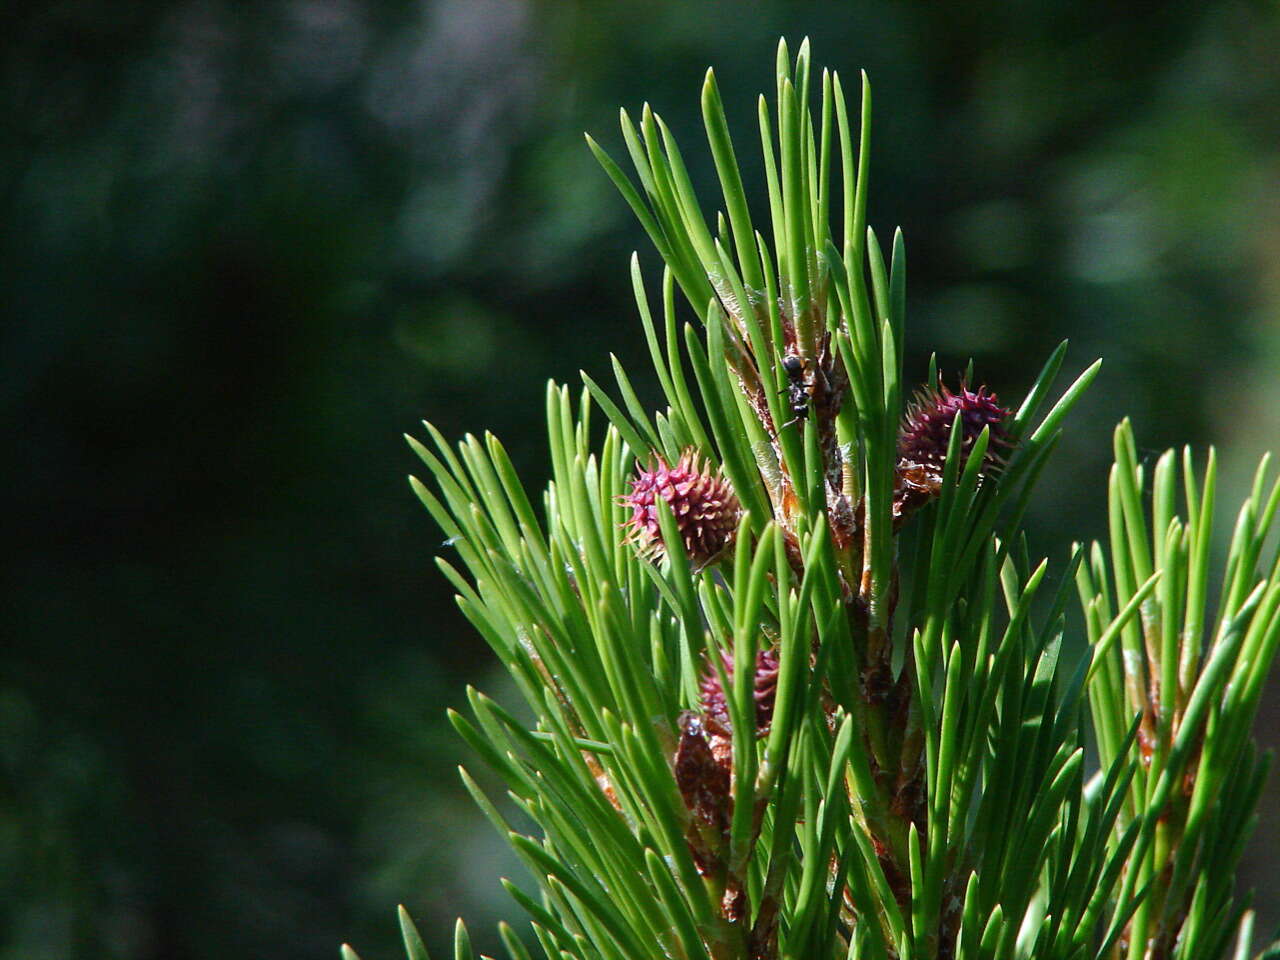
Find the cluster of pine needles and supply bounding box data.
[348,38,1280,960]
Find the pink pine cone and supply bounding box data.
[622,449,741,568]
[897,379,1012,497]
[699,647,781,737]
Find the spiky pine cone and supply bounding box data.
[699,646,781,737]
[896,379,1011,510]
[622,449,740,569]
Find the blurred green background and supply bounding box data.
[4,1,1279,958]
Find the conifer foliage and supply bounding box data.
[353,40,1280,960]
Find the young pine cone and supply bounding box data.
[699,647,781,737]
[896,380,1011,509]
[622,449,740,569]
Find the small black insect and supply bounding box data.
[780,354,811,428]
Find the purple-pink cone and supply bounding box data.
[897,380,1012,499]
[699,647,781,737]
[622,450,741,568]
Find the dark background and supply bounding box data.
[4,2,1280,958]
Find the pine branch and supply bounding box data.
[350,37,1280,960]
